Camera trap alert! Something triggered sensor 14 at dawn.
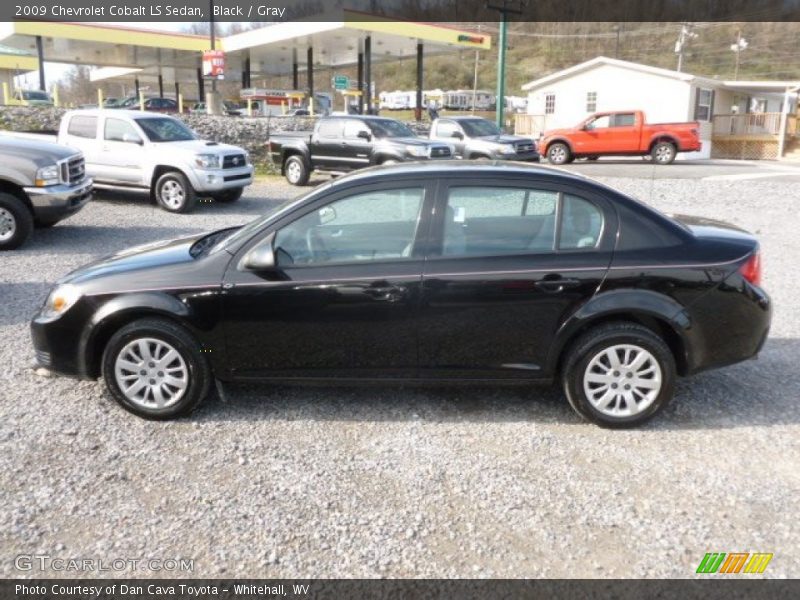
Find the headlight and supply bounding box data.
[499,144,516,154]
[41,284,81,319]
[35,164,60,187]
[405,145,428,158]
[194,154,221,169]
[244,152,252,166]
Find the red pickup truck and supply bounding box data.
[540,110,701,165]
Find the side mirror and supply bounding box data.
[242,233,276,271]
[357,130,371,141]
[451,131,464,139]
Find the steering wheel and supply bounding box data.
[305,227,330,262]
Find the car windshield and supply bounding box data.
[135,117,196,142]
[23,90,49,101]
[367,119,415,138]
[460,119,501,137]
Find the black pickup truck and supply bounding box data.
[268,116,453,185]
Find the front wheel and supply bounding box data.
[651,141,677,165]
[102,318,212,420]
[212,188,244,203]
[284,155,309,186]
[154,171,197,213]
[547,142,572,165]
[562,323,676,428]
[0,193,33,250]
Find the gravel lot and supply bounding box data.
[1,171,798,578]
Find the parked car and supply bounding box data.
[190,101,243,116]
[268,115,453,185]
[53,110,252,213]
[285,108,310,116]
[540,110,702,165]
[0,136,92,250]
[430,116,539,161]
[10,89,54,107]
[30,162,770,427]
[115,96,179,113]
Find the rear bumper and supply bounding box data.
[24,179,93,222]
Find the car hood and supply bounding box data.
[60,233,208,287]
[541,127,574,138]
[385,137,444,147]
[0,135,80,162]
[475,134,535,145]
[159,140,245,154]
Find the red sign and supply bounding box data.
[202,50,225,79]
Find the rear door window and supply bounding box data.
[67,116,98,139]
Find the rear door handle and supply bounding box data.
[365,283,407,302]
[534,278,581,293]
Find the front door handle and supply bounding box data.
[534,278,581,293]
[365,283,407,302]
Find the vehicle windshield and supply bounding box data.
[119,97,138,107]
[135,117,196,142]
[460,119,501,137]
[23,90,49,101]
[367,119,415,138]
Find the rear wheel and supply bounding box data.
[284,155,309,185]
[154,171,197,213]
[562,323,675,428]
[547,142,572,165]
[102,318,212,420]
[0,193,33,250]
[212,188,244,203]
[651,141,677,165]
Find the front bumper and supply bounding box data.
[496,151,540,162]
[190,165,254,192]
[31,309,87,378]
[24,179,93,223]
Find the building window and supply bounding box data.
[694,88,714,121]
[586,91,597,112]
[545,93,556,114]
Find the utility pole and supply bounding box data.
[612,24,620,59]
[471,25,481,113]
[675,22,697,73]
[731,29,748,81]
[488,1,524,130]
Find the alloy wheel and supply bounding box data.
[160,180,185,210]
[549,145,567,164]
[582,344,663,418]
[654,144,675,164]
[114,337,189,409]
[0,207,16,242]
[286,161,302,183]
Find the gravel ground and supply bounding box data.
[0,173,798,579]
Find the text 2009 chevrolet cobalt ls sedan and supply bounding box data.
[31,163,771,427]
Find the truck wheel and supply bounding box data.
[547,142,572,165]
[0,192,33,250]
[212,188,244,203]
[154,171,197,213]
[284,156,309,186]
[651,141,677,165]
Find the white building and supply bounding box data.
[518,56,799,160]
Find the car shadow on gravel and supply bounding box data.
[190,339,800,431]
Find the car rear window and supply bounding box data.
[67,116,97,139]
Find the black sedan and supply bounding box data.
[30,163,771,427]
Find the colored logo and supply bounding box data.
[457,34,485,44]
[696,552,773,574]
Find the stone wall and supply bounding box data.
[0,106,431,170]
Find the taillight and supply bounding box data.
[739,251,762,286]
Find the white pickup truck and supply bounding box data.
[54,109,253,213]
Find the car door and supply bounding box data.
[606,112,639,152]
[431,120,465,157]
[340,120,373,169]
[418,178,617,379]
[576,114,616,154]
[61,114,100,172]
[92,116,146,184]
[221,181,435,379]
[309,119,345,170]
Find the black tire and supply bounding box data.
[154,171,197,213]
[651,141,677,165]
[212,187,244,203]
[101,317,212,420]
[0,192,34,250]
[561,322,676,428]
[284,155,309,186]
[586,155,600,161]
[547,142,572,165]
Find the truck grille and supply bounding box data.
[223,154,247,169]
[61,155,85,184]
[430,146,451,158]
[516,142,536,153]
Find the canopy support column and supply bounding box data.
[415,42,423,122]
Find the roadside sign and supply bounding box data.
[333,75,349,90]
[202,50,225,79]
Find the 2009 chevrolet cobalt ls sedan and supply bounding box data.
[31,162,771,427]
